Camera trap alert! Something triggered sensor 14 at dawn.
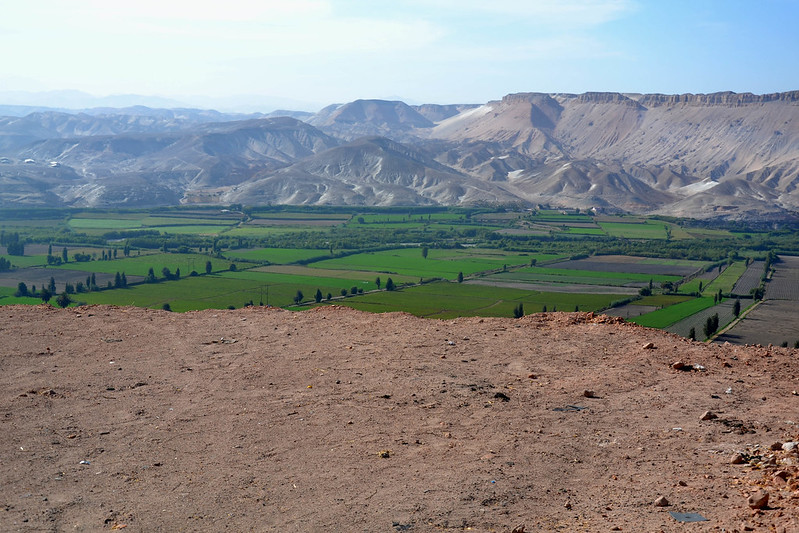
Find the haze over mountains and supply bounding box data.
[1,90,798,220]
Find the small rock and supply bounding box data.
[773,470,790,482]
[583,390,595,398]
[643,342,655,349]
[653,496,669,507]
[782,441,799,452]
[731,453,746,464]
[700,411,718,421]
[747,490,769,509]
[770,442,784,451]
[671,361,686,370]
[378,450,391,458]
[741,523,755,531]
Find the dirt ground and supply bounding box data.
[2,305,798,532]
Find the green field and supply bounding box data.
[630,297,717,328]
[311,248,557,279]
[225,248,335,264]
[636,294,694,307]
[598,221,668,239]
[51,253,242,277]
[312,281,626,319]
[255,265,418,285]
[490,266,681,286]
[702,262,747,295]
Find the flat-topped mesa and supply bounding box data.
[574,92,643,108]
[501,92,561,107]
[639,90,799,107]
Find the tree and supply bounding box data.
[162,303,172,312]
[375,277,381,290]
[229,263,237,272]
[689,327,696,341]
[205,260,212,275]
[55,292,71,308]
[326,293,332,301]
[513,303,524,319]
[115,272,122,288]
[315,289,323,303]
[457,271,464,283]
[542,305,547,313]
[385,278,395,291]
[340,288,348,296]
[698,280,703,292]
[91,273,97,289]
[6,242,24,256]
[294,290,304,305]
[48,277,56,293]
[0,257,10,271]
[733,298,741,317]
[14,282,27,297]
[421,246,428,259]
[530,258,537,267]
[64,283,74,294]
[145,267,157,283]
[350,286,358,295]
[62,247,68,263]
[162,267,172,280]
[574,305,579,312]
[174,268,180,279]
[40,287,52,303]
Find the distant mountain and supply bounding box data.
[1,117,339,207]
[308,100,434,141]
[1,91,799,220]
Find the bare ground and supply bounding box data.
[1,305,798,532]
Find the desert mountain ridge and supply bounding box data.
[1,90,798,221]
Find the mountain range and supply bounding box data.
[1,90,798,221]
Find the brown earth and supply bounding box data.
[2,305,799,532]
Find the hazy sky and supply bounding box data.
[2,0,797,110]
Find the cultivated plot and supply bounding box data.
[665,299,739,339]
[731,261,764,297]
[547,255,705,277]
[765,256,799,300]
[715,300,799,347]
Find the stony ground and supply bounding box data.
[1,305,798,532]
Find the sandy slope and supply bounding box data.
[1,305,798,532]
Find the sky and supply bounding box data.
[1,0,797,111]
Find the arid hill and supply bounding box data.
[1,91,798,220]
[2,305,798,532]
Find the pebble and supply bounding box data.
[782,441,798,452]
[653,496,669,507]
[671,361,686,370]
[583,390,595,398]
[642,342,655,349]
[731,453,746,464]
[747,490,769,510]
[700,411,717,421]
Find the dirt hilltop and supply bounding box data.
[1,305,798,532]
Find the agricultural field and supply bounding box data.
[714,300,799,347]
[630,297,717,329]
[597,221,669,239]
[731,261,765,296]
[765,255,799,300]
[665,299,740,339]
[50,253,242,277]
[224,248,334,264]
[547,255,706,277]
[483,267,680,288]
[309,248,554,279]
[312,281,625,319]
[2,206,798,342]
[702,261,747,295]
